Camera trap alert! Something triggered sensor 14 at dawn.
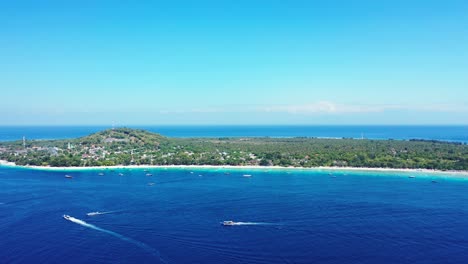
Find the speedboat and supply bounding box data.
[63,214,72,220]
[65,175,73,179]
[87,211,101,216]
[243,174,252,177]
[148,182,155,186]
[98,173,104,176]
[146,173,153,176]
[222,221,237,226]
[118,173,124,176]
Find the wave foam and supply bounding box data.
[63,215,167,263]
[86,211,116,216]
[224,221,273,226]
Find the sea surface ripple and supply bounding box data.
[1,166,468,263]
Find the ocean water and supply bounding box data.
[0,125,467,143]
[1,166,468,264]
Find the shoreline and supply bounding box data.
[1,160,467,176]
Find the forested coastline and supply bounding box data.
[1,128,466,170]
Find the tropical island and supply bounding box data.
[0,128,467,171]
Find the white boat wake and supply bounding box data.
[222,221,274,226]
[63,215,167,263]
[86,211,116,216]
[231,222,262,225]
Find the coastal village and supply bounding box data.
[0,128,264,167]
[0,128,467,170]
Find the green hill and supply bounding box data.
[76,128,165,148]
[0,128,467,170]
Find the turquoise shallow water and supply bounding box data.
[1,125,467,142]
[1,166,468,264]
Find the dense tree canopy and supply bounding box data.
[1,128,466,170]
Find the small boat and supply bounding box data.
[432,180,438,183]
[148,182,155,186]
[144,170,148,172]
[118,173,124,176]
[87,212,101,216]
[408,175,415,178]
[222,221,237,226]
[65,175,73,179]
[190,172,194,174]
[146,173,153,176]
[224,172,231,175]
[63,214,72,220]
[98,173,104,176]
[243,174,252,177]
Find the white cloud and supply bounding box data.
[4,102,466,116]
[258,102,468,115]
[261,101,384,114]
[152,102,468,115]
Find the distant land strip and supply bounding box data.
[0,128,466,171]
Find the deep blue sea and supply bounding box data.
[0,125,467,143]
[1,166,468,264]
[1,126,468,263]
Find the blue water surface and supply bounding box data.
[0,125,467,143]
[1,166,468,264]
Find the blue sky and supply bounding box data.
[1,0,467,125]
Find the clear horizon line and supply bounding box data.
[0,124,467,127]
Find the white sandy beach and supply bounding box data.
[1,159,467,176]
